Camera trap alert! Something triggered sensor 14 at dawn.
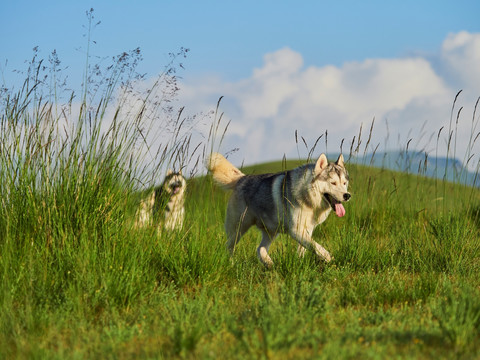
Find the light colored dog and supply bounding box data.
[207,153,351,267]
[135,170,186,231]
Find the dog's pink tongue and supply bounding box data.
[335,203,346,217]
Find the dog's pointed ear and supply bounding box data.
[166,169,173,176]
[314,153,328,174]
[336,154,345,168]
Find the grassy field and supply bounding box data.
[2,128,480,360]
[2,43,480,359]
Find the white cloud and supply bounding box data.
[441,31,480,90]
[177,32,480,168]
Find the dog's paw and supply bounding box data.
[263,258,274,269]
[323,253,333,263]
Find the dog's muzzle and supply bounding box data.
[170,181,183,194]
[324,193,350,218]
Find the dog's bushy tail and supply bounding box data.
[207,152,245,191]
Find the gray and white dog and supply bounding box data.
[135,170,186,231]
[207,153,351,267]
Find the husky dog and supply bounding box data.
[207,153,351,267]
[135,170,187,231]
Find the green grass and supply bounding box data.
[2,147,480,359]
[2,48,480,359]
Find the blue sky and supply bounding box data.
[2,1,480,166]
[2,1,478,81]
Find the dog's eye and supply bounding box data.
[331,181,337,185]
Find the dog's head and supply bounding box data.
[312,154,351,217]
[162,169,187,197]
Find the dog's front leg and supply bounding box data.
[297,244,306,258]
[291,232,332,263]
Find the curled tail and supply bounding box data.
[207,152,245,190]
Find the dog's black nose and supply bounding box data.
[170,181,182,189]
[343,193,351,201]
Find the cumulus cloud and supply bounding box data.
[178,32,480,167]
[441,31,480,91]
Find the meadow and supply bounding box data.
[1,41,480,359]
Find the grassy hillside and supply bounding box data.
[2,148,480,358]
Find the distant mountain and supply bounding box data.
[341,150,480,187]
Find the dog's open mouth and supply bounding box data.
[170,183,182,194]
[324,194,346,217]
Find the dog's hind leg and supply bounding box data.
[257,231,275,268]
[225,205,252,256]
[225,223,249,255]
